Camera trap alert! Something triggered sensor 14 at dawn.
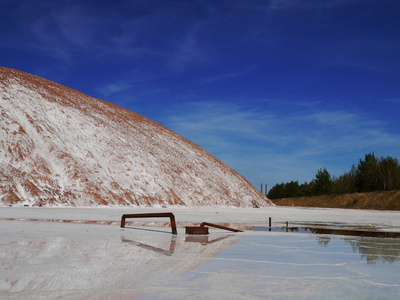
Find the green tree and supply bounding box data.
[377,156,400,191]
[356,153,380,192]
[300,180,315,196]
[285,181,300,198]
[267,183,286,199]
[314,168,332,195]
[267,153,400,200]
[332,164,357,194]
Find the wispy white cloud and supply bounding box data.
[261,98,321,108]
[162,101,400,187]
[24,3,104,63]
[6,1,164,65]
[163,102,278,149]
[97,82,134,98]
[165,28,209,73]
[199,67,257,84]
[17,1,214,75]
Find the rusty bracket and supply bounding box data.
[200,222,243,232]
[186,226,209,235]
[120,212,177,235]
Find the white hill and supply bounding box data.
[0,67,272,207]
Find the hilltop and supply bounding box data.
[0,67,272,208]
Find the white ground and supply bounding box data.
[1,206,400,299]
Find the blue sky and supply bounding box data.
[2,0,400,191]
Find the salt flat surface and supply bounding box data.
[1,207,400,299]
[148,234,400,300]
[2,206,400,229]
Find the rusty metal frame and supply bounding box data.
[200,222,243,232]
[120,212,177,235]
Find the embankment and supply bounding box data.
[272,190,400,210]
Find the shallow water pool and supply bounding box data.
[140,233,400,299]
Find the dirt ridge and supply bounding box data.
[272,190,400,210]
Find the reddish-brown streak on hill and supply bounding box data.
[0,67,273,207]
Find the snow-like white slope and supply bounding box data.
[0,67,272,207]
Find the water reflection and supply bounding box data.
[161,234,400,299]
[253,226,400,265]
[342,237,400,265]
[254,226,400,237]
[312,234,400,264]
[185,235,233,245]
[305,228,400,265]
[121,234,235,255]
[121,235,177,256]
[2,221,241,299]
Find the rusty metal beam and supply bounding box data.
[120,212,177,235]
[200,222,243,232]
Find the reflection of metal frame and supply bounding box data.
[185,235,233,245]
[304,227,400,238]
[254,225,400,238]
[121,234,234,255]
[120,213,177,235]
[121,236,176,256]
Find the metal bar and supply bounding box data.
[120,212,177,235]
[200,222,243,232]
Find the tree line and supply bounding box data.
[267,153,400,199]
